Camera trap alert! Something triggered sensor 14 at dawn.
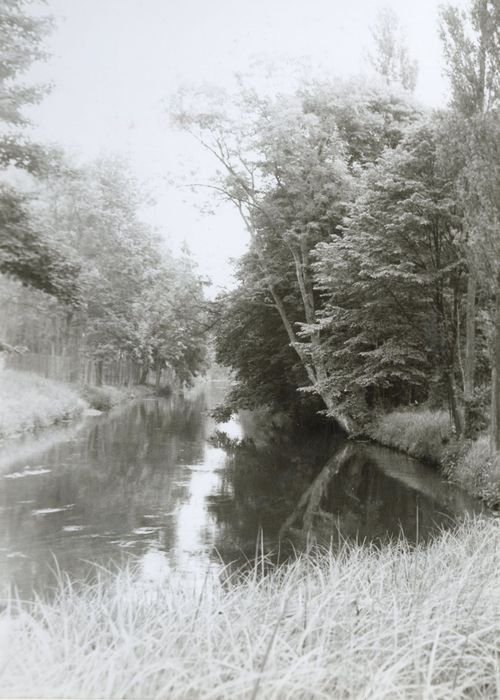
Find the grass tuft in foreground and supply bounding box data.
[1,517,499,699]
[0,369,85,439]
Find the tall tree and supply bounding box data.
[0,0,81,306]
[440,0,500,446]
[173,80,418,430]
[366,7,418,92]
[315,118,465,432]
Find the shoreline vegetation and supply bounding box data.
[1,517,498,699]
[0,368,155,441]
[368,409,500,509]
[2,367,499,510]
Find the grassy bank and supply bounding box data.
[0,369,156,439]
[368,409,500,508]
[367,409,452,465]
[1,517,499,699]
[442,436,500,508]
[0,369,85,439]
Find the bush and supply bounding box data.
[78,384,128,411]
[0,369,85,438]
[368,409,453,464]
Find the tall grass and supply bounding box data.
[443,435,500,508]
[368,410,453,465]
[0,369,85,439]
[1,517,499,699]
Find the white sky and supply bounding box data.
[26,0,466,293]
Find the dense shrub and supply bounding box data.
[78,384,128,411]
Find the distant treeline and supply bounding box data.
[0,156,209,388]
[0,2,209,390]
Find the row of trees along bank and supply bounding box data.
[172,0,500,453]
[0,1,208,389]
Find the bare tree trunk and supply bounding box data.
[490,271,500,454]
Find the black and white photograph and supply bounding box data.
[0,0,499,697]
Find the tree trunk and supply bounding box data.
[464,272,477,436]
[155,365,162,389]
[446,368,462,436]
[95,359,103,387]
[139,362,149,385]
[490,271,500,454]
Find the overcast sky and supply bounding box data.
[27,0,466,293]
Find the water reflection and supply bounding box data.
[0,383,482,599]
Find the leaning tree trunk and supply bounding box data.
[490,270,500,454]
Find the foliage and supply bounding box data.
[214,277,323,418]
[440,0,500,116]
[0,184,81,305]
[21,156,209,385]
[78,384,128,412]
[0,0,83,306]
[182,80,421,422]
[367,7,418,92]
[314,117,465,426]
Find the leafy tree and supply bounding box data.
[366,7,418,92]
[440,0,500,446]
[173,80,419,429]
[0,0,82,307]
[0,183,81,304]
[315,118,465,431]
[0,0,53,167]
[25,155,208,385]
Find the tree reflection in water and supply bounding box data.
[206,424,482,561]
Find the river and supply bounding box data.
[0,382,482,598]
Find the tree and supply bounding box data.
[366,7,418,92]
[0,0,53,167]
[23,155,208,386]
[315,117,465,432]
[0,0,82,306]
[0,183,81,305]
[440,0,500,446]
[172,80,419,430]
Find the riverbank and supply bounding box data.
[0,369,154,440]
[0,516,498,699]
[0,369,86,439]
[368,409,500,508]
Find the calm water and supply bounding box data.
[0,383,481,598]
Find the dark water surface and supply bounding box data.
[0,383,481,597]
